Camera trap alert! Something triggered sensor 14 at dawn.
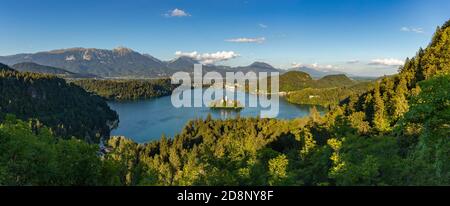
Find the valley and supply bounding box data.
[0,11,448,187]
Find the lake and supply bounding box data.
[108,88,321,143]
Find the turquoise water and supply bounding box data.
[108,88,319,143]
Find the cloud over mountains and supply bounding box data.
[175,51,239,64]
[369,58,404,66]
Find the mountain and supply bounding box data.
[234,61,280,73]
[288,66,346,78]
[0,47,168,77]
[11,62,98,78]
[0,48,282,78]
[166,56,200,72]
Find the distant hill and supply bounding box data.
[276,71,356,92]
[314,74,355,88]
[166,56,200,72]
[0,63,15,72]
[13,62,74,75]
[234,62,280,73]
[164,57,281,77]
[287,66,346,78]
[11,62,98,78]
[278,71,313,92]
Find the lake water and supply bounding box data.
[108,88,320,143]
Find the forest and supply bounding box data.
[255,71,371,106]
[285,81,373,107]
[72,79,177,101]
[0,20,449,186]
[0,65,118,143]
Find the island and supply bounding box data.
[209,96,244,110]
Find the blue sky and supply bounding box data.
[1,0,449,76]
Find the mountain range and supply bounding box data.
[0,47,345,78]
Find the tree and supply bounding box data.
[309,106,322,123]
[392,76,409,121]
[398,75,450,185]
[268,154,289,185]
[293,128,316,159]
[348,112,370,135]
[0,116,121,186]
[372,83,390,133]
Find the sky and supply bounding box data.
[1,0,449,76]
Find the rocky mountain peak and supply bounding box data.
[112,46,135,55]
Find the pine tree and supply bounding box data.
[268,154,289,185]
[309,106,321,123]
[392,76,409,121]
[372,83,390,133]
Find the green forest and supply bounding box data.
[257,70,372,106]
[0,20,449,186]
[278,72,357,92]
[285,81,373,107]
[0,65,118,143]
[73,79,176,101]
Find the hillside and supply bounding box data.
[347,20,450,130]
[13,62,74,75]
[72,78,177,101]
[272,71,356,92]
[278,71,313,91]
[288,66,346,78]
[11,62,98,78]
[314,74,356,88]
[286,81,373,107]
[0,65,118,142]
[0,63,15,72]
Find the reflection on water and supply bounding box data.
[108,88,324,143]
[211,109,241,119]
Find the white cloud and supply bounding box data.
[225,37,266,43]
[175,51,239,64]
[259,23,268,29]
[291,62,303,68]
[291,62,340,71]
[369,58,404,66]
[401,27,424,33]
[165,8,190,17]
[346,60,359,64]
[65,55,76,61]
